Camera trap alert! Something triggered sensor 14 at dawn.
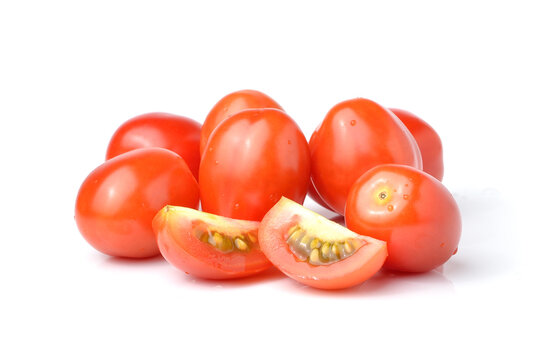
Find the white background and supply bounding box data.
[1,1,531,359]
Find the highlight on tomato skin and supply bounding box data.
[259,197,387,290]
[390,108,444,181]
[106,112,202,180]
[345,164,461,273]
[200,89,283,155]
[153,206,272,279]
[75,148,200,259]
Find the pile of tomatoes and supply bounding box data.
[75,90,461,290]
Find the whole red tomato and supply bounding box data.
[390,108,444,181]
[310,98,422,214]
[106,112,201,179]
[75,148,199,258]
[200,108,310,221]
[345,164,461,272]
[200,90,282,155]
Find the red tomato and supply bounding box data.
[390,108,444,181]
[75,148,199,258]
[153,205,271,279]
[200,89,282,155]
[259,197,387,290]
[345,164,461,272]
[310,98,422,214]
[106,112,201,179]
[200,108,310,221]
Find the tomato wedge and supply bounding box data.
[259,197,387,290]
[153,206,271,279]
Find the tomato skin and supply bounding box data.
[345,164,461,272]
[153,206,271,279]
[310,98,422,215]
[75,148,199,258]
[200,108,310,221]
[307,181,333,211]
[259,197,387,290]
[390,108,444,181]
[200,90,282,155]
[106,112,201,179]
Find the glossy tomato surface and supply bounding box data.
[259,197,387,290]
[345,164,461,272]
[153,206,271,279]
[310,98,422,214]
[75,148,199,258]
[200,89,282,155]
[390,108,444,181]
[200,108,310,221]
[106,112,201,179]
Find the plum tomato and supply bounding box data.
[390,108,444,181]
[345,164,461,272]
[75,148,199,258]
[200,89,283,155]
[106,112,201,179]
[310,98,422,214]
[259,197,387,290]
[200,108,310,221]
[153,205,271,279]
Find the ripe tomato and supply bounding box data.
[259,197,387,290]
[153,205,271,279]
[200,108,310,221]
[200,89,282,155]
[390,108,444,181]
[106,112,201,179]
[310,98,422,214]
[345,164,461,272]
[75,148,199,258]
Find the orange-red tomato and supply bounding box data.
[200,108,310,221]
[259,197,387,290]
[345,164,461,272]
[390,108,444,181]
[153,206,271,279]
[310,98,422,214]
[106,112,201,179]
[200,89,282,155]
[75,148,199,258]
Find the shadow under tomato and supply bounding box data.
[101,253,166,268]
[176,266,287,288]
[279,267,455,297]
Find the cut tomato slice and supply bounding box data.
[153,206,271,279]
[259,197,387,289]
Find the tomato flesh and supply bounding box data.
[259,197,387,290]
[153,206,272,279]
[345,164,461,272]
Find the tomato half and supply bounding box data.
[200,108,310,221]
[75,148,199,258]
[390,108,444,181]
[345,164,461,272]
[106,112,201,179]
[259,197,387,290]
[310,98,422,214]
[153,206,271,279]
[200,89,282,155]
